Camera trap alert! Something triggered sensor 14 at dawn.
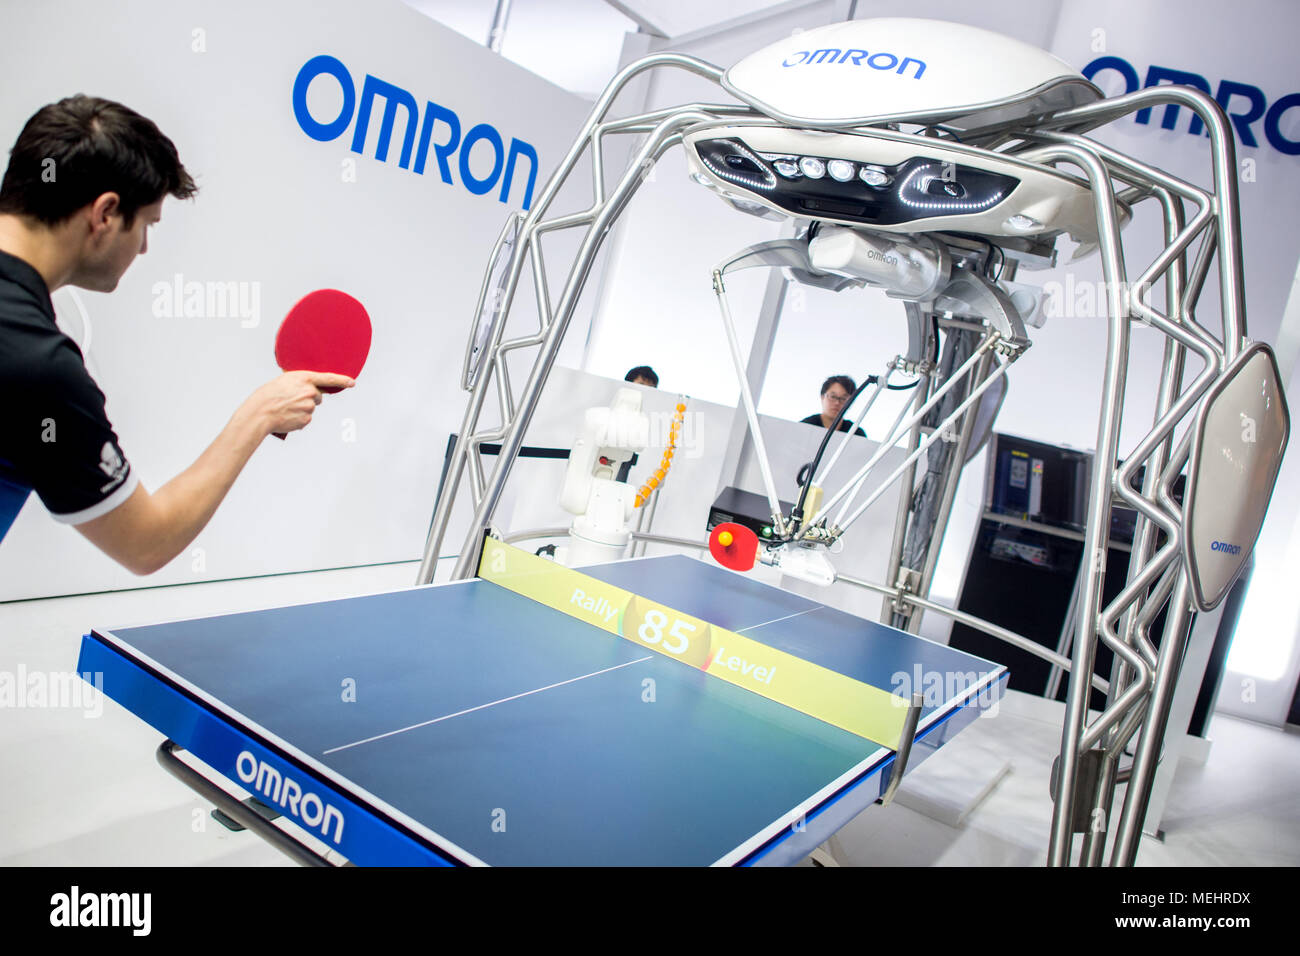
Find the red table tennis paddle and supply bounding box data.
[708,522,759,572]
[272,289,372,438]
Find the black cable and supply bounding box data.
[883,369,929,394]
[886,373,922,391]
[886,314,940,391]
[977,237,1006,282]
[918,125,964,144]
[791,374,877,530]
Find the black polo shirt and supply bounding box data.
[0,248,136,544]
[800,413,866,437]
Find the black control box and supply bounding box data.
[707,486,794,542]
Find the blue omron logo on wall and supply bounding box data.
[1082,56,1299,156]
[293,54,539,209]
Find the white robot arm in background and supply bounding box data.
[559,388,649,567]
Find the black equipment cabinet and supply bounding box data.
[950,521,1170,712]
[948,434,1196,715]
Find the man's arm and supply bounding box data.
[75,370,352,574]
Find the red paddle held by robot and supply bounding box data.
[272,289,372,438]
[708,522,759,572]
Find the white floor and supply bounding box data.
[825,692,1300,866]
[1,562,1296,867]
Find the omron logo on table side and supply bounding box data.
[235,750,345,844]
[293,54,540,209]
[781,48,926,78]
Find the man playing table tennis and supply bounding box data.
[0,95,352,572]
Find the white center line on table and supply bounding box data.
[323,655,655,755]
[735,606,823,633]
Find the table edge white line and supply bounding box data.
[322,655,655,755]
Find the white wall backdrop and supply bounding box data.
[403,0,638,98]
[0,0,593,600]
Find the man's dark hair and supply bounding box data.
[820,375,856,396]
[625,365,659,387]
[0,95,196,227]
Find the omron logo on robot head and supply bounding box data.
[781,48,926,79]
[292,54,539,209]
[1082,56,1299,157]
[235,750,345,844]
[1210,540,1243,556]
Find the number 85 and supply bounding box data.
[638,609,694,655]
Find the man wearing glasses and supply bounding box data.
[800,375,867,436]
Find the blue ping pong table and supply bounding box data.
[77,552,1007,866]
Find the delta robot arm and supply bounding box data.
[708,221,1031,586]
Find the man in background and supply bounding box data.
[624,365,658,388]
[801,375,866,436]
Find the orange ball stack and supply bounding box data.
[635,401,687,508]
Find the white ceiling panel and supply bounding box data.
[607,0,817,37]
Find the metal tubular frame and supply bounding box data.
[1021,87,1246,866]
[417,54,1262,867]
[902,344,995,634]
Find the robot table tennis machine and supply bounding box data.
[417,19,1290,867]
